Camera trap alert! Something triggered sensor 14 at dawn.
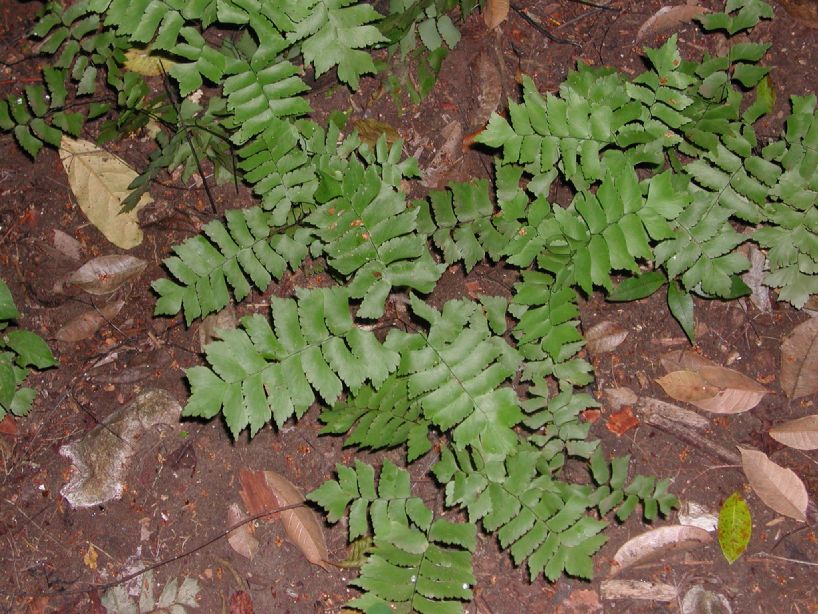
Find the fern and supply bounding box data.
[309,459,476,613]
[182,287,399,435]
[0,280,58,419]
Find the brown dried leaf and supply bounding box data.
[742,244,771,313]
[636,5,709,41]
[239,468,279,522]
[55,300,125,342]
[739,447,808,522]
[470,52,502,131]
[352,118,401,149]
[658,351,768,413]
[660,350,715,373]
[51,229,83,261]
[780,318,818,399]
[484,0,509,29]
[656,371,720,403]
[66,255,148,295]
[769,415,818,450]
[606,406,639,436]
[227,502,259,560]
[239,469,329,570]
[585,320,629,355]
[421,120,463,188]
[610,525,711,576]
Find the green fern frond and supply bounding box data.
[309,148,444,318]
[319,375,433,462]
[289,0,387,89]
[182,287,400,436]
[309,460,476,613]
[152,206,312,323]
[386,295,523,458]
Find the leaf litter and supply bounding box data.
[738,447,809,522]
[609,525,711,576]
[779,317,818,399]
[239,469,330,570]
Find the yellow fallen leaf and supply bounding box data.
[59,136,152,249]
[124,48,174,77]
[83,543,98,570]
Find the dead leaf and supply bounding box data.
[656,371,720,402]
[352,118,401,149]
[55,301,125,342]
[227,502,259,560]
[636,5,709,41]
[470,52,502,132]
[658,351,767,413]
[600,580,678,602]
[0,415,17,436]
[238,469,280,522]
[742,244,771,313]
[602,387,638,411]
[660,349,715,373]
[66,255,147,295]
[198,305,238,351]
[610,525,711,576]
[229,590,254,614]
[484,0,509,29]
[769,415,818,450]
[739,447,809,522]
[124,48,174,76]
[83,543,98,570]
[239,469,329,570]
[677,501,719,532]
[51,229,83,261]
[606,406,639,436]
[585,320,629,355]
[60,136,152,249]
[421,120,463,188]
[780,318,818,399]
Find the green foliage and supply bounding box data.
[310,459,476,613]
[5,0,816,608]
[0,280,57,419]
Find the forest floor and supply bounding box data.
[1,0,818,612]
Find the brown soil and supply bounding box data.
[1,1,817,613]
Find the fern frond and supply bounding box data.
[152,206,311,323]
[309,460,476,613]
[289,0,387,89]
[319,375,433,462]
[309,150,444,318]
[386,296,522,458]
[182,287,400,436]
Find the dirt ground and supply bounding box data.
[1,0,817,612]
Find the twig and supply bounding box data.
[1,503,303,599]
[749,552,818,567]
[510,4,580,47]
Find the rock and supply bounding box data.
[60,389,182,508]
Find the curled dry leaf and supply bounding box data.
[610,525,711,576]
[681,586,733,614]
[600,580,678,602]
[55,300,125,342]
[658,350,767,414]
[421,120,463,188]
[470,51,503,132]
[585,320,629,355]
[739,447,809,522]
[636,5,710,41]
[769,415,818,450]
[239,469,329,570]
[227,502,259,560]
[780,318,818,399]
[66,255,148,295]
[483,0,509,29]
